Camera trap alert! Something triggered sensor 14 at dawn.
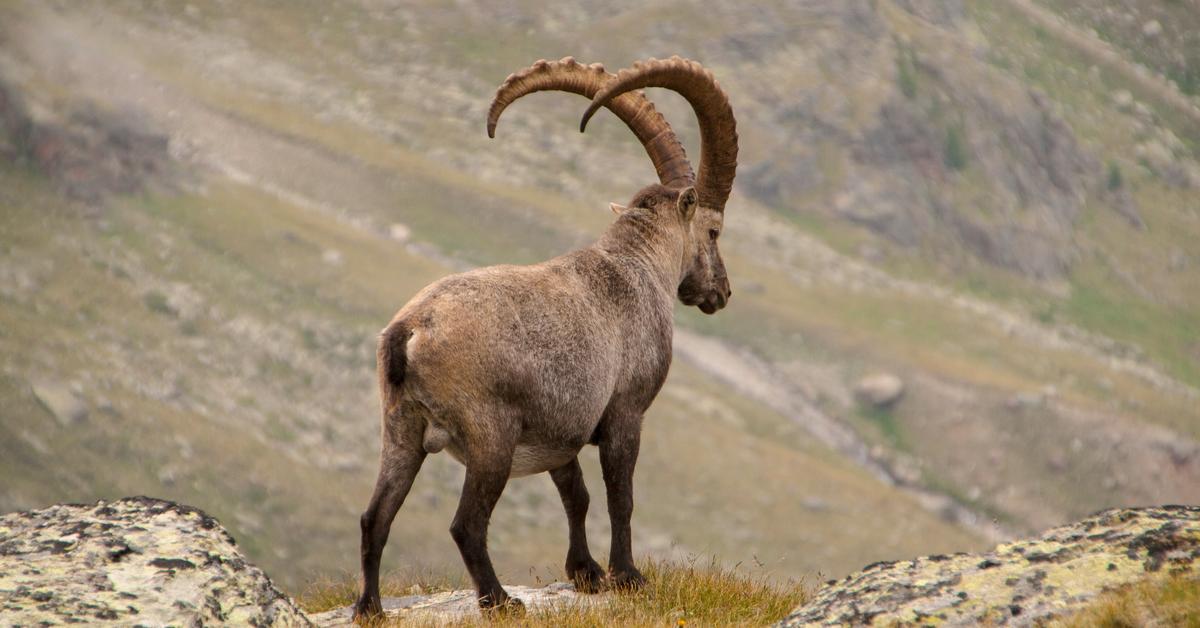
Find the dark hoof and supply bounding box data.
[479,592,525,617]
[610,567,647,591]
[352,594,382,622]
[567,557,606,593]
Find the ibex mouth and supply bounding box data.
[698,291,727,314]
[681,288,726,314]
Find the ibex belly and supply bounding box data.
[507,411,603,477]
[510,443,578,477]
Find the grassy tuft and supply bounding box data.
[1054,575,1200,627]
[295,558,810,627]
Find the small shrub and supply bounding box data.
[1168,57,1200,97]
[300,327,320,351]
[1033,302,1057,324]
[858,404,905,450]
[1107,161,1123,191]
[944,126,968,171]
[142,290,175,316]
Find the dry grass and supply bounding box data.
[1054,574,1200,628]
[295,558,811,627]
[298,568,464,616]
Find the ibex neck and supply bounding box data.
[595,210,686,297]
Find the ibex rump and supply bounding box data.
[354,56,738,619]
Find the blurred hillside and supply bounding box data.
[1,0,1197,594]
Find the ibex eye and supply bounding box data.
[708,229,719,241]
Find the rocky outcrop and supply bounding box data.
[0,497,310,626]
[0,77,170,203]
[780,506,1200,626]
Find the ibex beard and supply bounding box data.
[354,56,737,620]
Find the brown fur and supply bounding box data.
[353,184,732,618]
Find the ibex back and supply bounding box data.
[354,56,738,619]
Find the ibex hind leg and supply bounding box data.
[450,431,525,615]
[354,424,426,620]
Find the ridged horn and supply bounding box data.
[581,56,738,212]
[487,56,694,189]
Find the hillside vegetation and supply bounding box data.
[1,0,1198,600]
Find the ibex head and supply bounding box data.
[675,185,731,314]
[609,183,729,314]
[488,56,738,315]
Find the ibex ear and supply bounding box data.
[609,202,628,215]
[677,186,698,221]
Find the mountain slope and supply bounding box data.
[2,0,1198,594]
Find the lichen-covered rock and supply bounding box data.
[780,506,1200,626]
[0,497,311,626]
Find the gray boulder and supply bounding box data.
[31,380,87,427]
[0,497,311,626]
[854,373,905,408]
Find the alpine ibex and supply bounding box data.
[354,56,738,619]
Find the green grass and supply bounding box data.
[856,404,906,451]
[1063,261,1200,388]
[295,558,811,627]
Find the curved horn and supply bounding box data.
[581,56,738,212]
[487,57,694,189]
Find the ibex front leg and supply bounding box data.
[550,457,605,592]
[599,414,646,589]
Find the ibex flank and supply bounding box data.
[354,56,738,619]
